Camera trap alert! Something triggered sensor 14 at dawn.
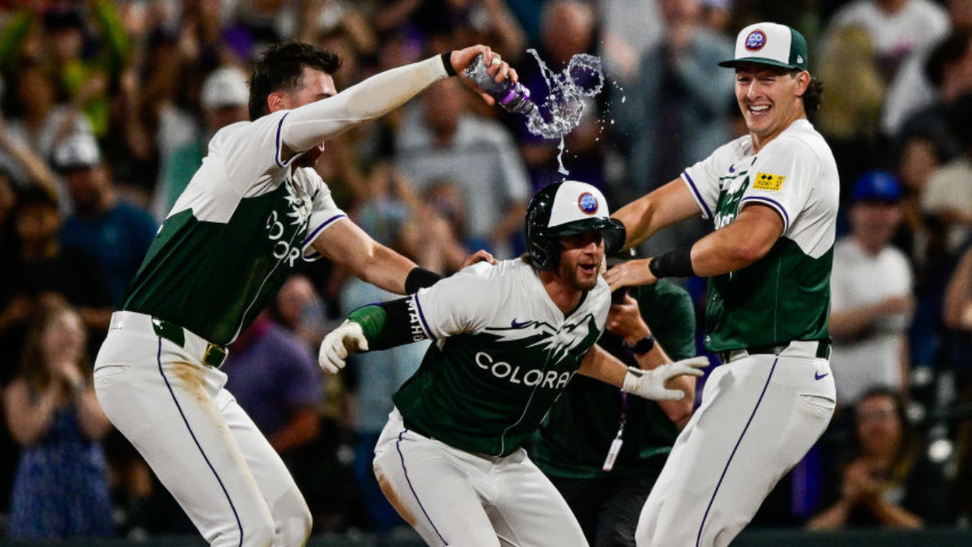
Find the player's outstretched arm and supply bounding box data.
[611,179,701,250]
[577,345,707,401]
[318,297,429,374]
[280,45,513,152]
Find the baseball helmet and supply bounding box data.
[526,180,626,270]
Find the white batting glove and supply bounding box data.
[621,356,709,401]
[318,320,369,374]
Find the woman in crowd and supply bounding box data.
[3,303,113,539]
[808,388,954,529]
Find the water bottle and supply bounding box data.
[463,54,537,117]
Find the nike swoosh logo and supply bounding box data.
[814,372,830,381]
[511,319,531,329]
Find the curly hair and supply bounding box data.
[800,76,824,120]
[248,42,342,120]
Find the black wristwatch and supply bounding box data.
[624,335,656,356]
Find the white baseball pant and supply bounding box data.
[635,342,836,547]
[373,408,589,547]
[94,311,312,547]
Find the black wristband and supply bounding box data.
[624,335,656,356]
[440,52,457,77]
[648,248,695,278]
[405,267,443,294]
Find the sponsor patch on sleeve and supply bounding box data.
[753,172,785,191]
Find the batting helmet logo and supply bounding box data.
[578,192,599,215]
[745,30,766,51]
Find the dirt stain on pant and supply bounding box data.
[375,467,416,526]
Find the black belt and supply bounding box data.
[151,317,228,368]
[719,340,831,364]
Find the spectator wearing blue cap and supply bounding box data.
[830,170,914,407]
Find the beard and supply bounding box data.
[558,258,599,291]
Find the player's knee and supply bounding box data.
[251,517,276,547]
[272,489,313,547]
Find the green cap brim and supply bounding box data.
[718,57,803,70]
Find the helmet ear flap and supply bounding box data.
[528,233,558,270]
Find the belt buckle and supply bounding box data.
[203,344,227,368]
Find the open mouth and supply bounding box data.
[579,263,597,275]
[748,104,770,116]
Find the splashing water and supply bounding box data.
[524,49,605,175]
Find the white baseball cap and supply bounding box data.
[546,180,617,232]
[53,133,101,171]
[201,67,250,110]
[719,22,810,71]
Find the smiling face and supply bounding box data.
[557,230,605,291]
[734,63,810,150]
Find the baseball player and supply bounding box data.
[604,22,839,547]
[531,276,698,547]
[92,42,515,547]
[318,180,709,547]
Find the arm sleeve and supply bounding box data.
[279,55,449,152]
[738,137,818,233]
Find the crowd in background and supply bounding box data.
[0,0,970,540]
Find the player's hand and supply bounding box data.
[450,45,518,106]
[461,249,498,269]
[621,357,708,400]
[604,258,657,292]
[606,294,650,340]
[318,320,368,374]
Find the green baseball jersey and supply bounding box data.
[681,119,838,353]
[530,280,697,478]
[392,258,611,457]
[123,111,347,345]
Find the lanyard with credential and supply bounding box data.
[602,391,627,471]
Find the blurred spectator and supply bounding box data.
[518,0,606,191]
[150,65,250,221]
[881,0,972,136]
[598,0,665,86]
[823,0,949,83]
[269,273,330,348]
[395,78,530,258]
[0,61,92,213]
[807,388,954,529]
[942,232,972,388]
[815,24,886,188]
[614,0,729,255]
[2,303,114,540]
[895,133,951,373]
[830,171,914,407]
[222,313,323,467]
[919,93,972,253]
[699,0,732,34]
[895,30,972,160]
[0,186,113,361]
[358,163,470,275]
[374,0,525,58]
[0,110,58,205]
[54,133,158,307]
[619,0,734,195]
[0,2,130,139]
